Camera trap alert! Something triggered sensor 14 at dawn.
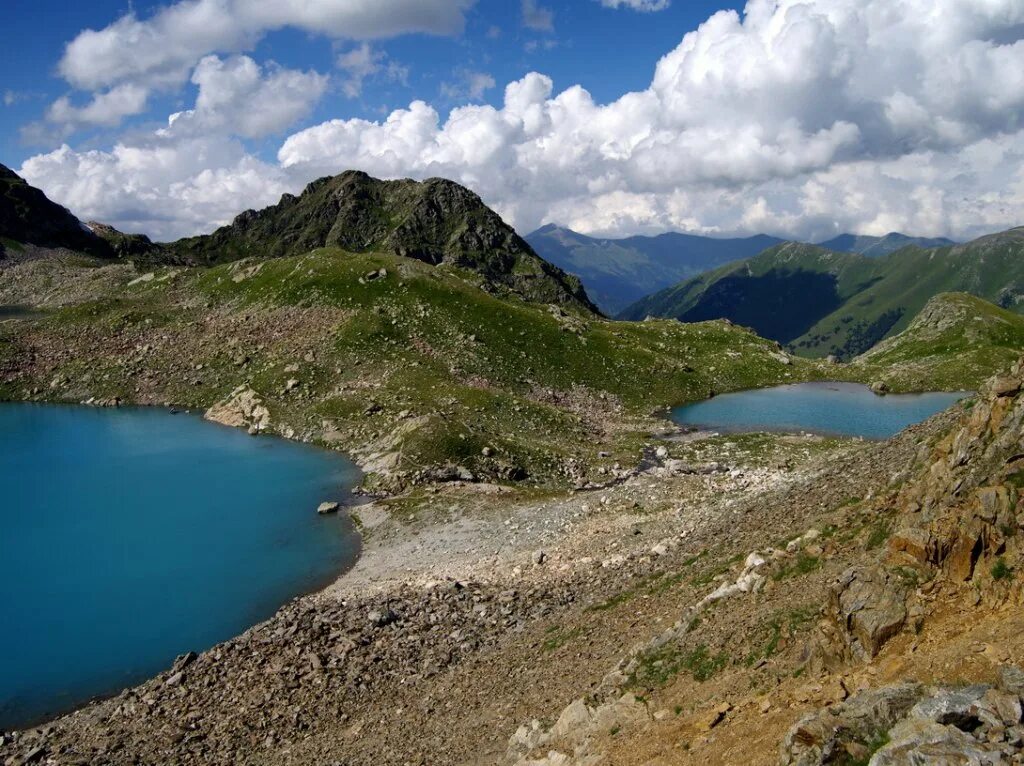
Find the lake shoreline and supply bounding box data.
[670,381,969,440]
[0,383,970,731]
[0,402,362,731]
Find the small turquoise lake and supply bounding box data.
[0,404,360,729]
[671,382,967,439]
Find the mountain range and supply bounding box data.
[620,232,1024,359]
[526,224,957,315]
[4,160,1019,369]
[817,231,956,257]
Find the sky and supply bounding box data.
[2,0,1024,244]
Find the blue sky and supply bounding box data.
[3,0,1023,243]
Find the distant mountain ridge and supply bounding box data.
[818,231,957,257]
[525,224,957,315]
[525,224,783,314]
[620,228,1024,359]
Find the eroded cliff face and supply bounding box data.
[817,362,1024,669]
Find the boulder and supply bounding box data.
[989,375,1021,398]
[910,685,989,728]
[888,527,932,565]
[695,702,731,732]
[507,720,546,762]
[548,699,593,746]
[998,666,1024,697]
[871,718,1005,765]
[779,683,922,766]
[870,381,890,396]
[204,385,270,434]
[317,501,340,515]
[830,566,908,658]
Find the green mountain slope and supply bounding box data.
[526,224,781,314]
[165,171,595,312]
[618,242,875,340]
[622,229,1024,359]
[818,232,956,257]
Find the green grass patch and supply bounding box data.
[848,729,891,766]
[744,606,818,666]
[541,626,584,652]
[587,590,636,612]
[772,552,821,581]
[992,557,1014,581]
[865,518,892,550]
[629,643,730,688]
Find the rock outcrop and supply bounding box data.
[817,360,1024,664]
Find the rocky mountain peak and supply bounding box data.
[168,170,598,311]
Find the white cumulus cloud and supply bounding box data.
[58,0,474,91]
[20,0,1024,246]
[165,55,329,139]
[45,83,150,128]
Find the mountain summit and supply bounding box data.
[168,170,597,311]
[817,231,957,257]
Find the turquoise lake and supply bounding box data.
[0,404,360,729]
[671,382,967,439]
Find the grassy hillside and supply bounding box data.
[794,229,1024,356]
[526,224,781,314]
[622,229,1024,359]
[848,292,1024,391]
[618,243,876,339]
[526,226,954,315]
[0,248,813,492]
